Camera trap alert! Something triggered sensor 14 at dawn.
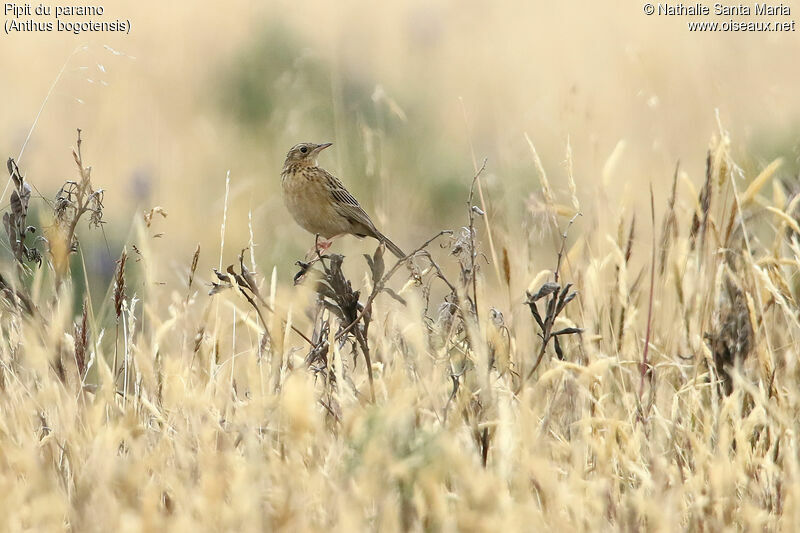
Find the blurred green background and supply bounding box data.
[1,0,798,299]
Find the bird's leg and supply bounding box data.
[316,238,333,253]
[306,234,333,261]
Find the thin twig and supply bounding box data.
[467,159,488,316]
[639,185,657,400]
[554,212,581,284]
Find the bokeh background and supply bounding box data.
[1,0,798,294]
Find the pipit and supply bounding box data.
[281,142,405,258]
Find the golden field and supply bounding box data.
[0,1,799,530]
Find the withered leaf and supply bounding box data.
[528,282,560,302]
[528,301,544,329]
[209,281,232,296]
[383,287,406,305]
[552,327,583,336]
[212,268,230,283]
[554,336,563,360]
[371,244,385,284]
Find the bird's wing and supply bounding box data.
[320,169,378,235]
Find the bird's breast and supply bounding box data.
[281,169,350,239]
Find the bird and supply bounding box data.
[280,142,405,258]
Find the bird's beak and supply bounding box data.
[314,142,333,153]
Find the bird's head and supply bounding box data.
[283,142,332,167]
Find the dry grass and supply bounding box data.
[0,113,797,533]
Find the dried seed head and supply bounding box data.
[74,301,89,378]
[502,247,511,286]
[188,244,200,291]
[114,249,127,320]
[143,206,168,228]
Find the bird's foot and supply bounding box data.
[305,237,333,261]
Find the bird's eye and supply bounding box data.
[300,146,308,154]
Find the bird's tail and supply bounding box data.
[376,232,405,258]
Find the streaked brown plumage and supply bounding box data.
[280,142,405,257]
